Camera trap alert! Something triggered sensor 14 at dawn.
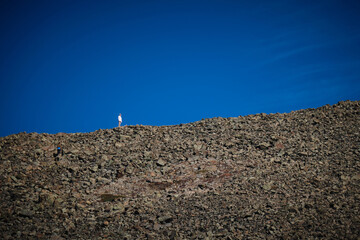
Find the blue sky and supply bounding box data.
[1,0,359,137]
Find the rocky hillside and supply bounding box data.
[1,101,359,239]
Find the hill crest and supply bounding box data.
[0,100,359,239]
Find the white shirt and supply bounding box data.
[118,115,122,122]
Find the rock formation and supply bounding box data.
[0,100,359,239]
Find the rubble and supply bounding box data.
[0,100,359,239]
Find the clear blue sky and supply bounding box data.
[1,0,359,137]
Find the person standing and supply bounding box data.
[118,113,122,127]
[55,144,63,157]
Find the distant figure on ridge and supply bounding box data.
[118,113,122,127]
[56,144,63,157]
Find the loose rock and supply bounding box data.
[0,101,359,239]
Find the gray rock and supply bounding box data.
[257,142,271,150]
[18,209,35,217]
[90,165,98,172]
[158,215,173,223]
[156,159,166,166]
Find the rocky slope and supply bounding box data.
[1,101,359,239]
